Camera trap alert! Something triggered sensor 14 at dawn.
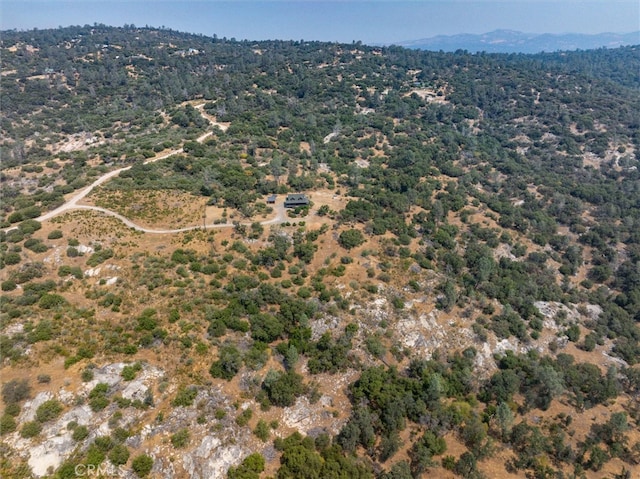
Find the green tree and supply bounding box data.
[262,370,305,407]
[210,344,243,380]
[495,402,514,440]
[228,453,265,479]
[338,229,366,250]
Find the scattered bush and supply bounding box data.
[109,444,130,466]
[21,421,42,438]
[236,408,253,427]
[254,419,270,442]
[2,379,31,404]
[172,386,198,407]
[131,454,154,477]
[1,280,17,291]
[36,399,63,422]
[0,414,17,435]
[121,362,143,381]
[38,293,67,310]
[227,453,265,479]
[338,229,366,250]
[89,383,110,412]
[72,425,89,441]
[171,428,190,448]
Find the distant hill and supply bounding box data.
[397,29,640,53]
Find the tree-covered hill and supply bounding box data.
[1,25,639,479]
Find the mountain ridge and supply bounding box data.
[397,29,640,53]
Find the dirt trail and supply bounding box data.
[9,109,290,233]
[67,201,286,234]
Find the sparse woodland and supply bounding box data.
[1,25,639,479]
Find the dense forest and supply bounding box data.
[1,25,639,479]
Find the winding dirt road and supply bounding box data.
[25,106,288,233]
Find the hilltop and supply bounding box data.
[1,25,639,479]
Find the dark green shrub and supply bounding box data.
[131,454,153,477]
[18,218,42,233]
[21,421,42,438]
[36,399,63,422]
[262,370,305,407]
[236,408,253,427]
[24,238,48,253]
[227,453,265,479]
[38,293,67,310]
[121,363,142,381]
[89,383,110,412]
[5,403,21,416]
[210,344,242,380]
[254,419,270,441]
[172,386,198,407]
[170,428,190,448]
[1,280,17,291]
[0,414,17,435]
[81,368,94,382]
[108,444,130,466]
[1,379,31,403]
[338,229,366,250]
[72,425,89,441]
[86,248,114,267]
[3,252,21,265]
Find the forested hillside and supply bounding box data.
[1,25,639,479]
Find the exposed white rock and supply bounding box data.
[121,366,163,401]
[27,432,75,477]
[77,244,94,254]
[323,131,338,143]
[59,404,93,426]
[82,363,125,393]
[20,391,54,422]
[310,315,341,341]
[396,310,474,357]
[282,395,345,436]
[43,246,63,265]
[182,435,247,479]
[84,267,101,277]
[57,388,75,406]
[4,322,24,335]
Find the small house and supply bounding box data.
[284,194,309,208]
[267,194,277,204]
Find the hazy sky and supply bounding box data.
[2,1,639,44]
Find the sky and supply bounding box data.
[2,1,639,45]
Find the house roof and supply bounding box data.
[284,194,309,206]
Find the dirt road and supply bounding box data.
[13,108,290,233]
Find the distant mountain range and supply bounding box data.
[397,30,640,54]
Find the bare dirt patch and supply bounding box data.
[86,189,209,229]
